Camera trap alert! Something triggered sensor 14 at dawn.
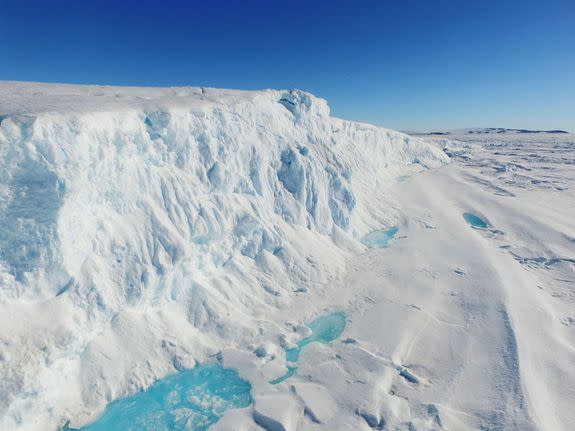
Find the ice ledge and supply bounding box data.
[0,81,329,120]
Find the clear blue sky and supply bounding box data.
[1,0,574,131]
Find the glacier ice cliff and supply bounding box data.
[0,82,447,430]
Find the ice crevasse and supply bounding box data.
[0,82,448,430]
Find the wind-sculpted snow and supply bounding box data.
[0,82,447,431]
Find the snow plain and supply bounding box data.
[0,82,573,431]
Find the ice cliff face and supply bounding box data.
[0,84,445,304]
[0,82,447,430]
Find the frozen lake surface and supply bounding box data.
[463,212,489,229]
[67,364,252,431]
[360,227,399,248]
[271,312,346,384]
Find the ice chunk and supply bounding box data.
[291,382,337,423]
[253,393,302,431]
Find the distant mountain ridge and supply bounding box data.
[410,127,569,136]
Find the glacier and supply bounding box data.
[0,82,448,431]
[2,83,574,431]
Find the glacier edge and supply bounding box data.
[0,82,447,431]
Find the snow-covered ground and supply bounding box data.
[0,82,573,430]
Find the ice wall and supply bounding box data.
[0,84,447,430]
[0,87,445,302]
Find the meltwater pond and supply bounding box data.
[463,212,489,229]
[361,227,399,248]
[67,364,252,431]
[270,312,346,384]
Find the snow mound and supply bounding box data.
[0,82,447,430]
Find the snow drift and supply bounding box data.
[0,82,447,430]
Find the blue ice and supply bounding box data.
[463,212,489,229]
[361,227,399,248]
[67,364,252,431]
[269,366,297,385]
[270,312,346,384]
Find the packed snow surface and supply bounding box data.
[0,82,574,431]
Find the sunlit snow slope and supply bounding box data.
[0,82,447,431]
